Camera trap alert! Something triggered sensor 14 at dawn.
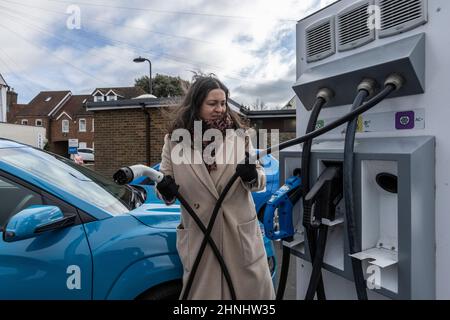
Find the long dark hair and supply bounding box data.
[168,75,247,133]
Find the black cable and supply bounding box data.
[176,193,237,300]
[181,172,240,300]
[305,225,329,300]
[276,244,292,300]
[262,84,396,157]
[301,97,327,300]
[343,89,370,300]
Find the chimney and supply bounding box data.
[5,89,18,123]
[7,88,18,106]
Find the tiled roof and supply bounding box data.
[8,103,27,121]
[14,91,71,117]
[92,87,146,99]
[54,94,92,119]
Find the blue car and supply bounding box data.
[0,139,279,300]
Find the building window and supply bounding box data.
[21,119,28,125]
[93,95,104,102]
[106,95,117,101]
[62,119,69,133]
[79,119,86,132]
[35,119,43,127]
[92,118,94,132]
[79,142,87,149]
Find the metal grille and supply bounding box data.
[378,0,427,38]
[306,17,335,63]
[337,0,375,51]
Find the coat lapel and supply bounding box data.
[180,140,219,199]
[213,130,243,186]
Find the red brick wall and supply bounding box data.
[13,116,48,128]
[74,116,95,149]
[50,115,94,155]
[93,107,174,178]
[150,107,173,165]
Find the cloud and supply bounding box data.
[0,0,336,106]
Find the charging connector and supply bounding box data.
[113,165,164,185]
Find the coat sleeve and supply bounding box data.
[156,134,176,205]
[159,134,174,177]
[242,137,266,192]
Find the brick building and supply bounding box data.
[86,96,181,178]
[8,87,146,158]
[230,98,297,148]
[8,91,95,156]
[51,94,94,155]
[240,108,296,147]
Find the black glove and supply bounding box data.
[236,153,258,184]
[156,176,179,202]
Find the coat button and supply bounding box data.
[194,203,200,209]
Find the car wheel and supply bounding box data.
[136,280,182,300]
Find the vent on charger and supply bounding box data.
[377,0,428,38]
[337,0,375,51]
[305,16,335,63]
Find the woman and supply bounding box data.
[156,75,275,300]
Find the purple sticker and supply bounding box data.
[396,111,415,130]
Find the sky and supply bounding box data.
[0,0,337,108]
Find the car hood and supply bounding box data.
[128,185,181,229]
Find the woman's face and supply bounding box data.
[199,89,227,121]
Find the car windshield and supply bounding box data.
[0,147,132,215]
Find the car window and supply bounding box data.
[0,148,132,216]
[0,175,43,228]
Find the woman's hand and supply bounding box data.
[156,176,179,203]
[236,153,258,184]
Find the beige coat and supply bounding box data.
[159,131,275,300]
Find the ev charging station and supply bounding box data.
[278,0,450,300]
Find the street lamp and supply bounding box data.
[133,56,152,95]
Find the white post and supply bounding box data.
[0,86,7,123]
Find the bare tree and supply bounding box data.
[250,98,268,111]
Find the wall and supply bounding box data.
[93,107,173,178]
[0,123,46,148]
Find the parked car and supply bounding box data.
[77,148,95,162]
[0,139,278,300]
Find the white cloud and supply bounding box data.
[0,0,336,106]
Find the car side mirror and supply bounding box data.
[3,205,76,243]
